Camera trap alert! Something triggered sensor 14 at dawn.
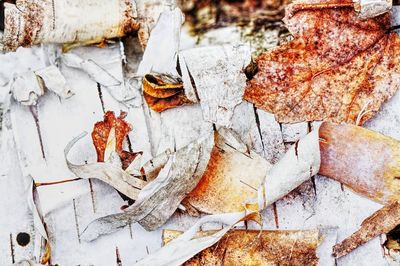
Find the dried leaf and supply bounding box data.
[245,0,400,124]
[142,73,193,112]
[163,229,320,266]
[143,90,193,112]
[319,122,400,204]
[333,201,400,258]
[91,111,138,167]
[66,111,144,199]
[143,74,184,98]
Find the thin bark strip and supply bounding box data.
[79,131,214,241]
[319,122,400,204]
[333,201,400,258]
[65,132,146,201]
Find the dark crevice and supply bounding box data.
[88,179,96,213]
[311,176,317,195]
[97,83,106,113]
[186,66,200,102]
[220,247,228,266]
[244,60,258,80]
[388,25,400,33]
[29,105,46,159]
[253,105,266,157]
[127,136,134,153]
[128,222,133,239]
[9,233,15,264]
[273,203,279,229]
[116,246,122,266]
[72,199,81,243]
[294,140,299,159]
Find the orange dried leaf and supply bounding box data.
[245,0,400,124]
[143,73,192,112]
[91,111,135,166]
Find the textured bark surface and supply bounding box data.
[3,0,139,51]
[186,130,271,214]
[163,229,320,266]
[319,122,400,204]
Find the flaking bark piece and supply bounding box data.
[80,132,214,240]
[185,129,271,214]
[92,111,132,163]
[163,229,320,266]
[333,201,400,258]
[142,73,193,112]
[3,0,139,51]
[245,0,400,124]
[319,122,400,204]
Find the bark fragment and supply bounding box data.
[185,128,271,214]
[333,201,400,258]
[319,122,400,204]
[79,131,214,240]
[163,229,320,266]
[3,0,140,51]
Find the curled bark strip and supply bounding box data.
[333,201,400,258]
[65,132,147,200]
[3,0,139,51]
[143,73,183,98]
[319,122,400,204]
[80,132,214,241]
[186,129,271,214]
[142,73,192,112]
[143,73,193,112]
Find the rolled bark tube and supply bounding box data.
[3,0,140,51]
